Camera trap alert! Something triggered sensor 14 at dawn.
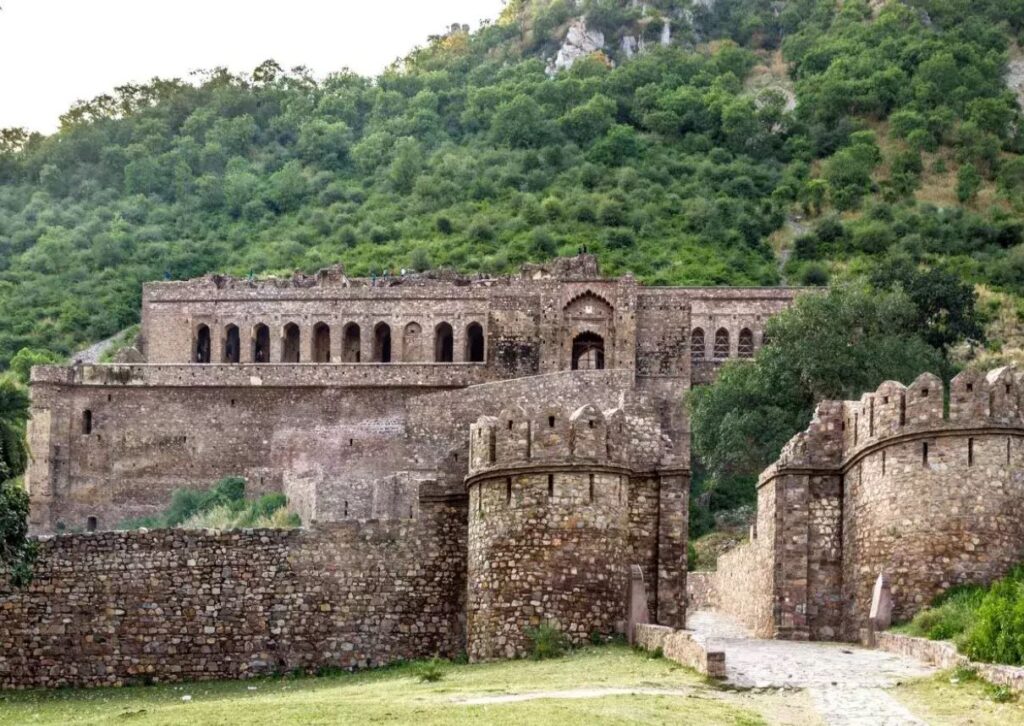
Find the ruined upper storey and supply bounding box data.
[139,255,802,383]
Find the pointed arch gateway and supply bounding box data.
[313,322,331,363]
[571,332,605,370]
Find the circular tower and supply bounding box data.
[465,403,630,660]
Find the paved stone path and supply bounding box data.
[688,610,936,725]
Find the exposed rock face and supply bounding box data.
[548,19,606,74]
[1007,55,1024,109]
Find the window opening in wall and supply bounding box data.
[571,332,605,370]
[82,409,92,435]
[506,477,512,504]
[854,414,858,446]
[454,452,458,462]
[253,324,271,363]
[313,322,331,363]
[107,394,112,402]
[224,324,241,363]
[690,328,705,362]
[86,516,97,532]
[967,383,974,392]
[508,420,513,430]
[435,322,454,363]
[230,399,236,407]
[921,388,930,398]
[342,323,361,363]
[466,322,485,363]
[1008,384,1013,395]
[548,474,554,497]
[282,323,301,363]
[968,438,974,466]
[870,399,875,436]
[713,328,730,359]
[549,416,555,428]
[373,322,392,363]
[588,420,594,429]
[344,500,348,517]
[900,394,906,426]
[477,487,482,513]
[194,324,211,363]
[738,328,754,358]
[923,441,929,467]
[349,438,354,446]
[881,451,886,475]
[589,473,595,502]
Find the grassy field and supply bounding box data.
[0,646,1020,725]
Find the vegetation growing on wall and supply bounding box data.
[117,476,300,530]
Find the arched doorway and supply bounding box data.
[435,322,454,362]
[374,322,392,363]
[466,322,485,363]
[224,324,241,363]
[253,324,271,363]
[282,323,301,363]
[571,332,605,370]
[342,323,361,362]
[195,325,211,363]
[313,322,331,362]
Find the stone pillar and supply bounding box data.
[301,320,315,363]
[240,322,254,364]
[361,322,374,363]
[330,319,343,363]
[211,323,225,364]
[270,321,283,363]
[773,474,811,640]
[453,321,466,363]
[656,473,688,629]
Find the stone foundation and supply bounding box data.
[633,623,726,678]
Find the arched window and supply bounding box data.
[374,322,392,363]
[282,323,301,363]
[86,516,97,532]
[82,409,93,435]
[738,328,754,358]
[194,324,211,363]
[313,322,331,363]
[342,323,361,362]
[572,332,605,370]
[253,324,271,363]
[714,328,730,359]
[402,322,422,361]
[223,325,240,363]
[435,322,454,363]
[466,322,485,363]
[690,328,705,362]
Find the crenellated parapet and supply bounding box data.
[724,365,1024,644]
[759,367,1024,485]
[467,401,638,478]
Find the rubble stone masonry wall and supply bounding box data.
[0,499,466,689]
[711,368,1024,641]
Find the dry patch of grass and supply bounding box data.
[895,670,1024,725]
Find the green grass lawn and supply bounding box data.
[0,647,766,726]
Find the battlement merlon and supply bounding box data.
[759,365,1024,488]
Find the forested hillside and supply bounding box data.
[1,0,1024,366]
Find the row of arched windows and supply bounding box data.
[194,321,486,364]
[690,327,756,362]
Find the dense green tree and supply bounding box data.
[689,283,944,509]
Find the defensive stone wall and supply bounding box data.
[0,498,466,689]
[709,366,1024,641]
[464,400,688,660]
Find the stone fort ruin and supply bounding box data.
[7,253,1024,690]
[1,255,797,687]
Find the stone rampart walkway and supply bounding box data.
[688,610,936,725]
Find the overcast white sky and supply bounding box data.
[0,0,507,132]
